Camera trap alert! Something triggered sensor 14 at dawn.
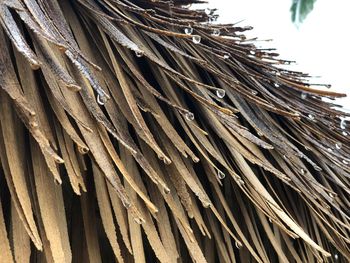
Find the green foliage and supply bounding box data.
[290,0,317,24]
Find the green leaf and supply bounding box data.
[290,0,317,24]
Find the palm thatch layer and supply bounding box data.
[0,0,349,262]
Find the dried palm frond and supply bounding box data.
[0,0,349,262]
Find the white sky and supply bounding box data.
[205,0,350,111]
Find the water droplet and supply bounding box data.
[212,29,220,36]
[335,143,342,150]
[216,89,225,98]
[192,35,201,44]
[205,8,211,15]
[134,217,145,224]
[308,114,315,120]
[250,50,255,55]
[251,90,258,95]
[184,27,193,35]
[314,166,322,171]
[237,179,245,186]
[342,131,348,136]
[340,118,346,129]
[335,253,339,260]
[54,178,61,185]
[274,83,280,87]
[301,93,307,100]
[329,192,336,198]
[268,217,272,223]
[163,187,171,194]
[257,132,263,136]
[193,157,200,163]
[223,54,230,60]
[159,155,171,165]
[209,14,219,22]
[185,112,194,121]
[343,159,349,165]
[30,121,38,128]
[135,50,143,57]
[235,241,242,249]
[202,202,211,208]
[97,94,107,105]
[122,199,132,209]
[217,170,225,179]
[78,146,89,154]
[300,168,306,174]
[327,148,333,152]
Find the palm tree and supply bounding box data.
[0,0,348,262]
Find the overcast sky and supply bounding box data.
[204,0,350,112]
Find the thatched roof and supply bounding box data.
[0,0,349,262]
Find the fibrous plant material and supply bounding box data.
[0,0,349,262]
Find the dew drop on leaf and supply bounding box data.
[217,170,225,179]
[184,27,193,35]
[192,35,201,44]
[97,94,107,105]
[185,112,194,121]
[212,29,220,36]
[216,89,225,98]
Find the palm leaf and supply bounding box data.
[0,0,349,262]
